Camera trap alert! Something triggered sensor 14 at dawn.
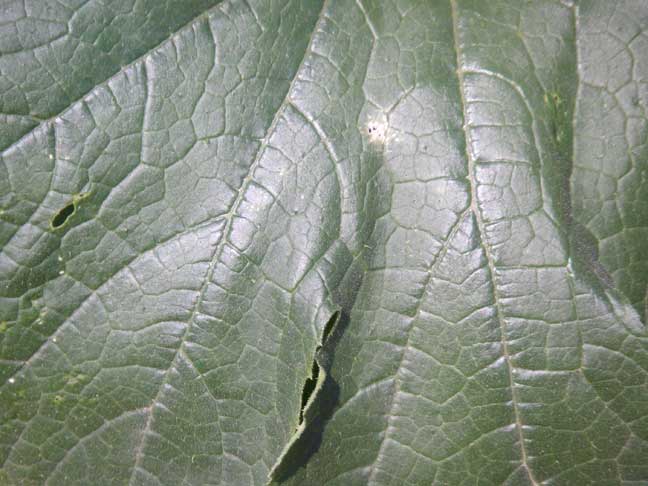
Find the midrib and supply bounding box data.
[449,1,539,485]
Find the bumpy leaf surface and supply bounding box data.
[1,1,648,485]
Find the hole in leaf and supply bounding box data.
[51,202,75,228]
[270,311,352,482]
[50,192,90,230]
[321,311,340,345]
[299,359,320,424]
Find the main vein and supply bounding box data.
[126,1,329,482]
[449,1,538,484]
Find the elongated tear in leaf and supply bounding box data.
[269,357,327,482]
[293,311,340,427]
[295,311,340,425]
[299,359,320,424]
[321,310,340,345]
[268,311,344,483]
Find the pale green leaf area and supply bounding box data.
[1,0,648,485]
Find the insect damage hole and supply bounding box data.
[50,192,90,230]
[50,202,75,228]
[299,359,320,424]
[321,310,340,345]
[297,311,339,424]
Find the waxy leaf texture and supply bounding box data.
[1,1,648,485]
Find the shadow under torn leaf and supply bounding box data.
[270,311,351,483]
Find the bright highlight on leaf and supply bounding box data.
[1,1,648,485]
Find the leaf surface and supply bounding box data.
[1,1,647,485]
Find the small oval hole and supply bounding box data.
[51,202,75,229]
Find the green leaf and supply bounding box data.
[1,1,647,485]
